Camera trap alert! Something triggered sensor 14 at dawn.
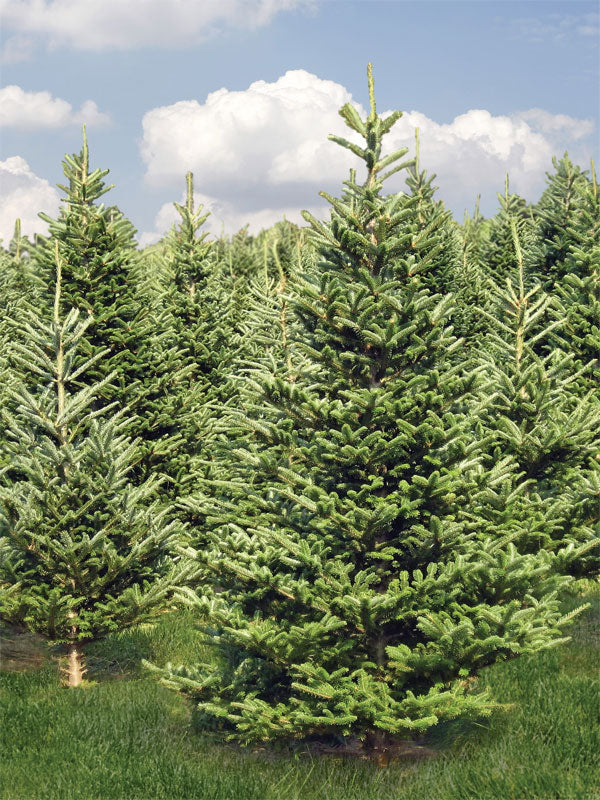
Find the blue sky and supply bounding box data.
[0,0,598,245]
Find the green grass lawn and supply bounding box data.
[1,583,598,800]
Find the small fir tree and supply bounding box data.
[0,245,181,686]
[473,219,600,574]
[452,197,493,346]
[533,153,590,287]
[33,128,194,485]
[156,172,238,499]
[551,159,600,396]
[481,176,541,290]
[147,66,587,751]
[403,128,463,299]
[0,220,38,465]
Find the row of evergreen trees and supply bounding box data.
[0,66,598,750]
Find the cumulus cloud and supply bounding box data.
[0,157,60,244]
[0,0,313,53]
[139,69,596,230]
[0,85,111,129]
[141,70,361,189]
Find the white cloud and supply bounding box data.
[382,107,594,204]
[0,157,60,244]
[0,0,313,53]
[0,85,111,129]
[515,109,595,140]
[139,70,596,229]
[0,35,34,64]
[141,70,361,189]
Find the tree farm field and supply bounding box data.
[1,581,598,800]
[1,61,599,800]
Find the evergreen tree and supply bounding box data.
[0,220,38,466]
[403,128,463,298]
[33,129,149,419]
[552,159,600,396]
[155,171,234,498]
[533,153,590,287]
[481,176,541,289]
[452,197,493,346]
[147,66,586,751]
[32,129,192,485]
[473,219,600,574]
[0,246,181,686]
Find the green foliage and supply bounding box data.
[533,153,591,287]
[481,176,541,290]
[30,128,182,485]
[1,61,597,762]
[551,159,600,395]
[473,220,600,574]
[148,65,588,748]
[0,249,181,648]
[452,197,493,345]
[403,128,463,299]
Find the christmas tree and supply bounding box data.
[147,65,587,751]
[481,176,541,290]
[0,220,38,467]
[0,244,181,686]
[452,197,493,347]
[403,128,463,299]
[533,153,590,288]
[473,219,600,575]
[32,128,194,485]
[551,159,600,396]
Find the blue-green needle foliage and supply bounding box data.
[147,65,588,748]
[0,246,181,672]
[472,220,600,575]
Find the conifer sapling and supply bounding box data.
[0,245,182,686]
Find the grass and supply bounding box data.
[1,585,598,800]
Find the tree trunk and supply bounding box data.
[66,642,85,687]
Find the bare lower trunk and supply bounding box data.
[66,642,86,687]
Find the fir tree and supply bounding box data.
[152,171,232,499]
[452,197,493,346]
[147,66,587,751]
[33,129,149,419]
[473,219,600,574]
[0,245,181,686]
[481,176,541,289]
[403,128,463,298]
[0,220,38,466]
[551,159,600,396]
[32,129,192,485]
[533,153,590,287]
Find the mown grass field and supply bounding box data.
[1,582,598,800]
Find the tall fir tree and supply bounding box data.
[33,129,148,418]
[0,245,181,686]
[147,66,586,751]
